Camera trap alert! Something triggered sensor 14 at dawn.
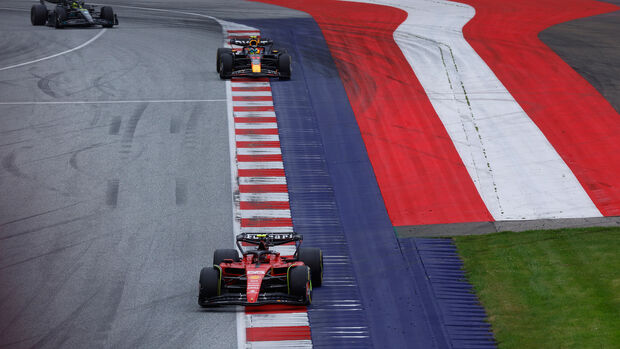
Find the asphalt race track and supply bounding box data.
[0,1,269,348]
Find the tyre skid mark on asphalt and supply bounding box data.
[221,25,314,348]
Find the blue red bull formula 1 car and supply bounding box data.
[216,36,292,80]
[198,233,322,307]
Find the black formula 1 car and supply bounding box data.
[216,36,292,80]
[30,0,118,28]
[198,233,323,307]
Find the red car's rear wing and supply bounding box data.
[235,233,302,255]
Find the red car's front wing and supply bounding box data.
[198,292,307,307]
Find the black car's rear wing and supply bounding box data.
[235,233,302,253]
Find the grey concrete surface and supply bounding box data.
[396,216,620,237]
[0,3,245,348]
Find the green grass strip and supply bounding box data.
[453,227,620,349]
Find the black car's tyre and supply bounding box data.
[298,247,323,287]
[198,267,221,307]
[100,7,115,28]
[288,265,311,304]
[31,5,47,26]
[213,249,240,265]
[54,7,66,29]
[216,48,233,73]
[219,53,233,79]
[278,54,292,80]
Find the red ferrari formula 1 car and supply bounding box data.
[198,233,322,307]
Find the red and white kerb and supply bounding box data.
[224,28,313,349]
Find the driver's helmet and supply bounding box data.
[70,1,80,8]
[248,35,260,46]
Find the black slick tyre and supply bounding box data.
[213,249,240,265]
[288,265,311,305]
[198,267,221,307]
[54,7,66,29]
[31,5,47,26]
[219,53,233,79]
[278,54,291,80]
[216,48,232,73]
[100,6,115,28]
[298,247,323,287]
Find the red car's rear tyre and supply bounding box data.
[213,249,240,265]
[298,247,323,287]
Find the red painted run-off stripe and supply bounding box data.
[239,184,289,193]
[232,86,272,92]
[235,128,279,135]
[237,141,281,148]
[241,201,291,210]
[238,168,286,177]
[246,326,311,341]
[456,0,620,216]
[235,117,278,123]
[234,106,275,112]
[237,154,283,162]
[253,0,492,226]
[228,30,260,33]
[241,218,293,227]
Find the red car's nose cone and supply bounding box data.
[246,264,270,303]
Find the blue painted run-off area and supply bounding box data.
[233,17,496,348]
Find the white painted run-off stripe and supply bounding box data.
[234,111,277,118]
[240,192,290,202]
[246,313,310,327]
[236,134,280,142]
[237,148,282,155]
[232,91,273,96]
[241,226,294,233]
[232,100,274,107]
[235,123,278,129]
[231,82,271,87]
[240,210,291,218]
[346,0,600,220]
[239,177,287,185]
[237,162,284,170]
[246,340,313,349]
